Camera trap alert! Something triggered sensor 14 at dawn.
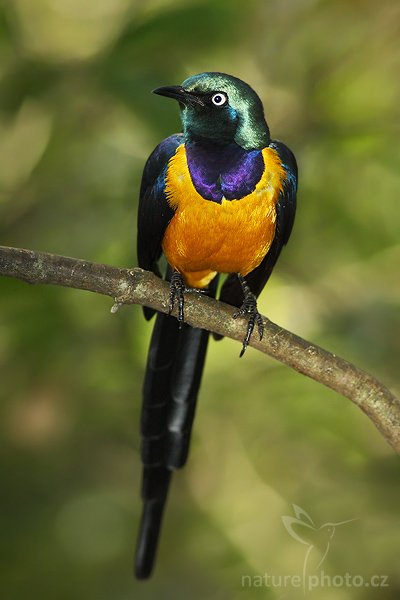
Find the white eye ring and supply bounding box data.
[211,92,227,107]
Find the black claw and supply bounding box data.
[168,272,205,326]
[233,275,264,357]
[256,313,264,341]
[169,272,185,325]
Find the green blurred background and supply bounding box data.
[0,0,399,598]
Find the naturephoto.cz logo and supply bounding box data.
[241,571,389,591]
[241,505,389,593]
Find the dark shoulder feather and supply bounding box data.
[137,133,183,319]
[137,133,183,272]
[270,140,297,246]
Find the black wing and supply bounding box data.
[137,133,183,319]
[219,140,298,307]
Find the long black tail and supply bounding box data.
[135,299,211,579]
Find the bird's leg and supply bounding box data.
[168,271,186,326]
[233,275,264,357]
[168,271,209,326]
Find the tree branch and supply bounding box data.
[1,245,399,452]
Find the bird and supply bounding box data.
[135,72,298,579]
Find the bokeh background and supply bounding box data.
[0,0,399,598]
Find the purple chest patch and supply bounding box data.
[185,142,264,203]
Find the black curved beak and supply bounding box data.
[152,85,205,107]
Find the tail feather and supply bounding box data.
[135,282,215,578]
[166,325,209,468]
[135,467,171,579]
[135,312,177,579]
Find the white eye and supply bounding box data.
[211,92,227,107]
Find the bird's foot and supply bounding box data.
[233,276,264,357]
[168,271,186,326]
[168,272,203,326]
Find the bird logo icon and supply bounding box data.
[282,504,356,593]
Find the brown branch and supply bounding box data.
[1,245,399,452]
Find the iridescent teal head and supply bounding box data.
[153,72,270,150]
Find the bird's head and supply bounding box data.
[153,72,270,150]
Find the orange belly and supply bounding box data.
[162,144,286,289]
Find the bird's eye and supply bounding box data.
[211,92,227,107]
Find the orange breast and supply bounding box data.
[162,144,286,289]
